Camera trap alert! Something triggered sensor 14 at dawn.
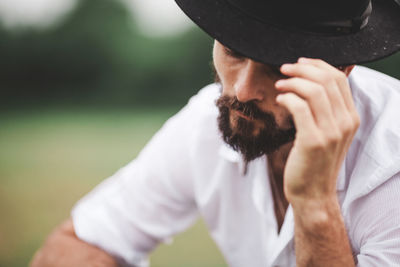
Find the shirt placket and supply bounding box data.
[250,157,295,266]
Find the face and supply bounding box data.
[213,41,296,163]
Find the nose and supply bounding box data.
[234,60,265,103]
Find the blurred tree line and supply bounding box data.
[0,0,398,109]
[0,0,214,109]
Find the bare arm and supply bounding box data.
[292,197,354,266]
[30,218,118,267]
[276,58,359,266]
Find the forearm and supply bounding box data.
[292,196,355,267]
[31,219,118,267]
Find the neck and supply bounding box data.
[268,141,293,177]
[267,141,293,233]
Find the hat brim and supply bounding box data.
[175,0,400,66]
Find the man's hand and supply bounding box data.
[275,58,359,267]
[275,58,359,204]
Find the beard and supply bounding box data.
[216,94,296,164]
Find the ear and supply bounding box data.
[343,65,355,77]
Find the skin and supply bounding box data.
[30,219,118,267]
[32,40,359,267]
[213,40,359,266]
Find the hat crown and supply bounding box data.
[175,0,400,66]
[227,0,371,32]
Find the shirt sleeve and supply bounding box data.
[347,173,400,266]
[71,97,204,266]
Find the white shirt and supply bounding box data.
[72,66,400,267]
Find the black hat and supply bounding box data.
[175,0,400,66]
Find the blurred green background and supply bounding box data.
[0,0,399,266]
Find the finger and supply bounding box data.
[294,61,360,168]
[275,77,336,131]
[297,57,357,113]
[298,57,338,73]
[275,92,319,139]
[280,62,349,123]
[294,58,360,143]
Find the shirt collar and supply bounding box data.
[218,143,247,174]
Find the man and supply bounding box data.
[32,0,400,266]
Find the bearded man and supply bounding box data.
[32,0,400,266]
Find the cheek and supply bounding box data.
[219,70,239,97]
[213,55,238,96]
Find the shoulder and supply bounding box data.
[136,83,225,178]
[155,83,222,149]
[342,67,400,204]
[342,68,400,263]
[349,66,400,115]
[164,83,220,130]
[350,66,400,90]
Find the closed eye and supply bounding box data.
[224,47,245,59]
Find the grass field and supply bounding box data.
[0,108,227,267]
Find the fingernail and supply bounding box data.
[298,57,309,63]
[280,64,291,71]
[275,80,285,87]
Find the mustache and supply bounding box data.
[216,95,274,121]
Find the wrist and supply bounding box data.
[284,177,338,205]
[291,195,341,232]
